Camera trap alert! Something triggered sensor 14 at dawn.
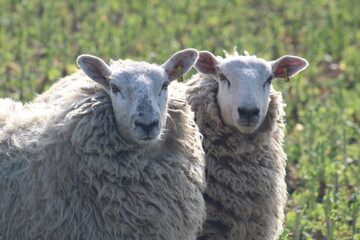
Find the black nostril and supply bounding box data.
[148,120,159,129]
[251,108,260,116]
[238,107,248,117]
[135,120,159,134]
[238,107,260,119]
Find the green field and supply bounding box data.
[0,0,359,239]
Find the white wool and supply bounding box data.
[182,49,308,240]
[0,52,206,240]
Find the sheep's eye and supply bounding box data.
[219,73,230,86]
[110,84,120,94]
[263,75,273,88]
[161,81,169,91]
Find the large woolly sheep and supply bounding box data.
[184,50,308,240]
[0,49,206,240]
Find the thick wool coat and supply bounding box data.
[0,63,206,240]
[185,74,287,240]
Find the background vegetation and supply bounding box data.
[0,0,359,239]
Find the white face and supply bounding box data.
[77,48,199,146]
[194,51,308,134]
[216,57,273,133]
[109,63,169,145]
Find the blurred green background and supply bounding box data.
[0,0,359,239]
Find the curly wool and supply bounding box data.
[0,65,206,240]
[184,73,287,240]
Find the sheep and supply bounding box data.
[0,49,206,240]
[183,49,309,240]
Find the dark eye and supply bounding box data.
[161,81,169,90]
[110,84,120,94]
[264,75,273,88]
[219,73,230,86]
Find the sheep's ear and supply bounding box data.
[194,51,219,75]
[162,48,199,81]
[77,54,112,89]
[271,55,309,79]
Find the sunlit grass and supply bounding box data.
[0,0,359,239]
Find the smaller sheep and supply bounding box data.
[184,49,308,240]
[0,49,206,240]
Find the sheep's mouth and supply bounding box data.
[138,136,157,141]
[134,131,160,141]
[237,120,260,127]
[133,119,161,144]
[135,135,159,146]
[135,130,160,142]
[236,122,259,134]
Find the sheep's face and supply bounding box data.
[108,65,170,145]
[77,49,198,146]
[216,57,273,133]
[195,51,308,134]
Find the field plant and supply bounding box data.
[0,0,359,239]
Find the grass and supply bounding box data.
[0,0,359,239]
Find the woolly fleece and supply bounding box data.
[0,60,206,240]
[184,72,287,240]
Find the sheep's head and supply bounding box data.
[77,49,198,146]
[195,50,308,134]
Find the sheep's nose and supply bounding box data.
[238,107,260,121]
[135,120,159,135]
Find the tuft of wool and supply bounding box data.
[0,63,206,240]
[185,73,287,240]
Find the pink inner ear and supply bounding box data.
[196,53,217,73]
[274,60,307,77]
[167,55,189,77]
[197,60,216,73]
[167,67,177,77]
